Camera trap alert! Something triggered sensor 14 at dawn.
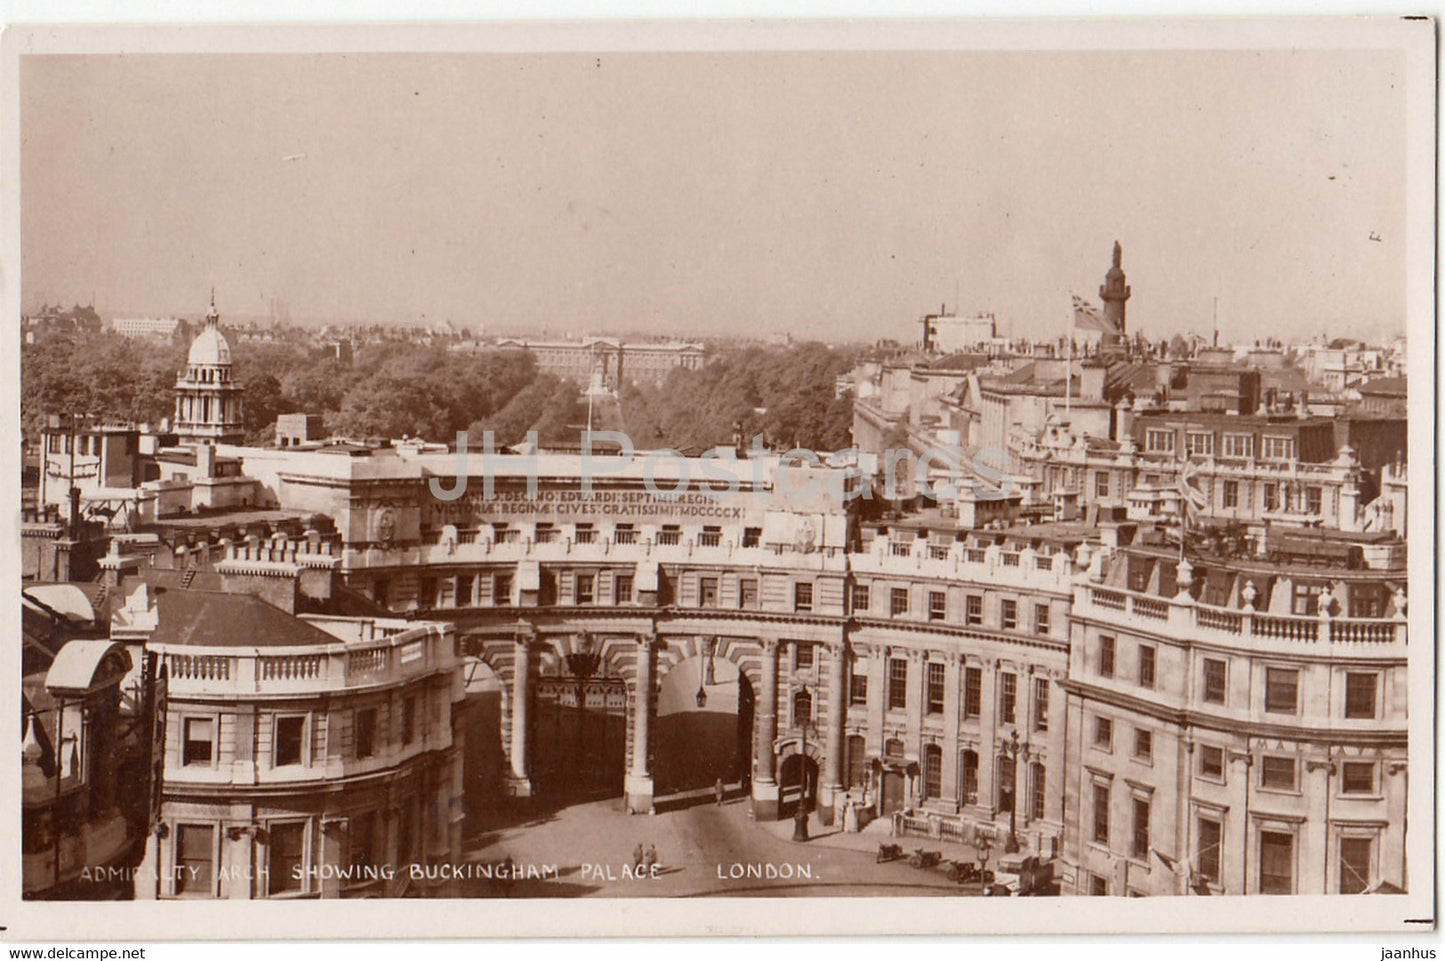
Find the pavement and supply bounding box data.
[457,787,991,898]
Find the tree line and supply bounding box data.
[22,333,858,453]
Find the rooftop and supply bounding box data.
[149,590,340,649]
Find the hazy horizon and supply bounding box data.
[22,48,1409,345]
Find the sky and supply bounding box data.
[20,45,1411,344]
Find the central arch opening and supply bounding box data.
[654,653,754,807]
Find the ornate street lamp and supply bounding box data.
[1004,728,1023,854]
[791,683,813,842]
[696,637,716,709]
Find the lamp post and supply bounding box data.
[1004,728,1022,854]
[791,684,812,842]
[977,835,992,894]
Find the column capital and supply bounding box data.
[759,637,780,654]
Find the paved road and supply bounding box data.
[460,793,973,898]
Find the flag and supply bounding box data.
[1178,453,1208,525]
[1072,294,1115,334]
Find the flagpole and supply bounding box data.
[1065,305,1072,417]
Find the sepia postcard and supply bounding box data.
[0,14,1436,942]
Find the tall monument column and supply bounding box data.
[625,632,657,813]
[507,625,533,797]
[818,638,847,825]
[751,639,781,820]
[1099,240,1131,348]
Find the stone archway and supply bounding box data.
[457,656,507,834]
[777,740,823,819]
[653,654,755,803]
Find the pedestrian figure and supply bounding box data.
[644,843,658,873]
[500,854,515,897]
[715,777,726,806]
[633,842,644,871]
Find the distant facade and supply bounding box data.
[921,309,997,354]
[498,336,707,389]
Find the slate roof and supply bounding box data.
[150,590,339,648]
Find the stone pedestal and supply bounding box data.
[624,773,654,814]
[751,779,780,822]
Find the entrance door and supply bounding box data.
[882,770,906,816]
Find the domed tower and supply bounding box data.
[1098,240,1130,347]
[174,291,245,445]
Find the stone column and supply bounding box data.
[751,638,781,820]
[506,629,532,797]
[818,639,847,824]
[624,633,656,813]
[942,654,961,810]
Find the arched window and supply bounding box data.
[923,744,943,800]
[960,749,979,805]
[884,737,905,758]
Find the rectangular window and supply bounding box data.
[1035,604,1050,636]
[999,672,1017,725]
[739,526,761,548]
[182,717,215,766]
[926,662,945,715]
[656,524,681,546]
[1138,645,1156,689]
[964,667,982,719]
[849,672,868,706]
[1099,635,1116,677]
[1134,728,1152,761]
[1261,435,1295,461]
[1094,716,1113,750]
[401,695,417,744]
[698,525,722,547]
[1265,667,1299,715]
[454,574,473,607]
[1090,874,1109,897]
[534,523,559,544]
[928,591,947,621]
[1263,482,1279,511]
[1095,472,1110,498]
[1199,745,1225,781]
[267,821,307,896]
[1145,428,1176,454]
[1030,764,1046,821]
[795,643,815,671]
[888,659,908,710]
[574,523,597,544]
[1198,818,1223,884]
[1341,761,1376,795]
[1292,583,1321,616]
[1305,486,1322,515]
[846,736,868,788]
[965,595,983,626]
[850,584,870,615]
[1339,837,1373,895]
[349,811,377,874]
[614,572,633,604]
[924,748,943,800]
[354,708,376,759]
[1033,677,1049,732]
[1131,797,1151,860]
[1260,756,1297,791]
[1344,672,1378,719]
[613,524,638,545]
[890,588,909,617]
[273,715,306,767]
[175,824,215,896]
[1001,599,1018,631]
[738,577,757,609]
[1259,831,1294,895]
[1092,782,1110,845]
[698,576,718,608]
[493,573,513,605]
[1186,431,1214,457]
[793,582,813,613]
[1222,480,1239,509]
[576,573,596,605]
[1222,432,1254,459]
[1203,658,1227,705]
